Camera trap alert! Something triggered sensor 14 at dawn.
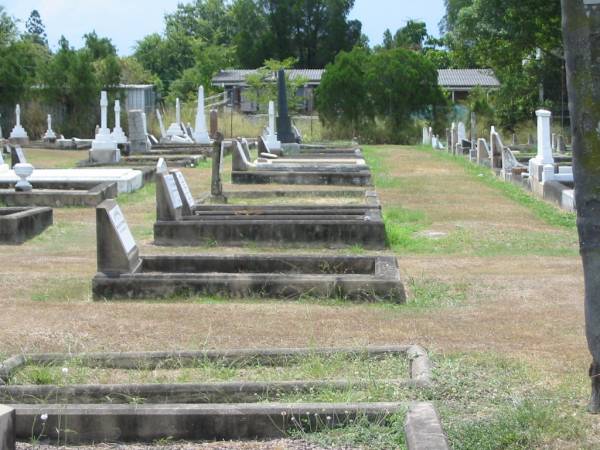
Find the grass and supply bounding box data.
[8,352,410,386]
[415,145,577,229]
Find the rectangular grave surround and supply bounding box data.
[0,207,53,244]
[93,254,404,302]
[155,171,385,248]
[0,345,439,446]
[95,199,403,302]
[0,181,117,207]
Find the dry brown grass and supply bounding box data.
[0,146,586,372]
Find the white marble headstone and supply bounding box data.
[164,173,183,209]
[174,171,195,208]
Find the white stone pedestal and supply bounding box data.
[9,104,29,144]
[90,91,120,164]
[265,101,281,151]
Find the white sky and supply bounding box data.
[2,0,446,56]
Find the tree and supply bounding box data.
[561,0,600,414]
[394,20,428,51]
[40,36,99,137]
[0,6,17,48]
[231,0,270,68]
[316,47,372,133]
[244,58,307,112]
[165,0,233,45]
[84,31,117,60]
[25,10,47,45]
[367,47,444,129]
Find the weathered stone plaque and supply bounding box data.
[107,204,136,254]
[164,174,183,209]
[174,171,195,209]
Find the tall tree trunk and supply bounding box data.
[562,0,600,413]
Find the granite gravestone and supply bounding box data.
[276,69,295,144]
[128,110,150,153]
[10,146,26,168]
[156,173,183,221]
[173,170,196,215]
[96,199,140,276]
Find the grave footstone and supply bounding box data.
[276,69,295,144]
[96,199,140,276]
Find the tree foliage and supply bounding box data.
[24,10,47,46]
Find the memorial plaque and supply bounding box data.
[174,171,195,208]
[164,174,183,209]
[107,204,136,254]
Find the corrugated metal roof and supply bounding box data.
[437,69,500,88]
[212,68,500,89]
[212,69,324,85]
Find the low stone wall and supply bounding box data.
[0,405,15,450]
[0,207,53,244]
[0,181,117,207]
[232,170,372,186]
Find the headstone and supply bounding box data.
[156,109,167,140]
[551,133,557,151]
[422,127,431,146]
[10,145,27,168]
[43,114,57,142]
[276,69,295,143]
[527,133,535,145]
[173,170,196,215]
[265,100,282,150]
[557,134,567,153]
[489,126,503,169]
[457,122,467,143]
[90,91,120,163]
[9,104,29,144]
[211,132,225,200]
[156,173,183,221]
[512,133,517,146]
[470,112,477,141]
[193,85,211,144]
[142,112,151,147]
[128,110,150,153]
[96,199,140,276]
[209,108,218,139]
[166,98,186,138]
[451,122,458,154]
[110,100,128,144]
[528,109,554,182]
[156,157,168,174]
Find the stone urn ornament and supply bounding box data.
[14,162,33,191]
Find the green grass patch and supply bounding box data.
[406,277,468,309]
[30,278,90,302]
[117,182,156,205]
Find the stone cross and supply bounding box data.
[90,91,119,159]
[100,92,108,131]
[111,100,127,144]
[193,86,210,144]
[15,104,21,128]
[276,69,295,143]
[43,114,56,140]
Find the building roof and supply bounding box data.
[212,69,325,86]
[212,68,500,90]
[437,69,500,89]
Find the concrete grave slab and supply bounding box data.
[0,181,117,207]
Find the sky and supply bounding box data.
[2,0,446,56]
